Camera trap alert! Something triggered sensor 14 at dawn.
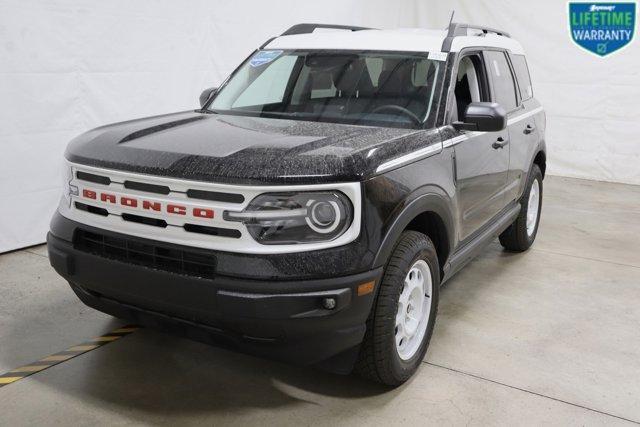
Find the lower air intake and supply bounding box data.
[74,230,217,278]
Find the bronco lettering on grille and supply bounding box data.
[81,188,215,219]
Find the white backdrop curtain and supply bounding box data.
[1,0,639,252]
[0,0,416,252]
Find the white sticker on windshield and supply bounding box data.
[428,51,448,61]
[492,60,501,76]
[250,50,283,67]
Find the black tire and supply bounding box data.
[355,231,440,386]
[499,164,543,252]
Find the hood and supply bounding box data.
[66,111,439,184]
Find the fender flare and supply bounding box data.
[516,140,547,201]
[534,139,547,176]
[372,189,456,269]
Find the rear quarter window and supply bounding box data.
[511,54,533,101]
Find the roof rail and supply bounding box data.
[441,22,510,52]
[281,23,374,36]
[447,22,511,38]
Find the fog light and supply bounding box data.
[322,297,336,310]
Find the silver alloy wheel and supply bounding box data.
[526,179,540,237]
[395,259,433,361]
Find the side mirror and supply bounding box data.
[199,87,217,108]
[452,102,507,132]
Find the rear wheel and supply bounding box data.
[355,231,439,386]
[499,164,543,252]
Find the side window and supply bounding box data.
[484,51,518,112]
[411,60,429,86]
[510,54,533,101]
[453,54,488,121]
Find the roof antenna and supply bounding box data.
[447,10,455,30]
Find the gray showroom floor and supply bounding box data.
[1,175,639,426]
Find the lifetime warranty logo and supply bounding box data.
[569,2,636,56]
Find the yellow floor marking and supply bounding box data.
[112,327,138,333]
[68,344,100,352]
[10,365,50,373]
[0,324,139,388]
[40,354,74,362]
[92,336,119,342]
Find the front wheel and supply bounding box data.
[499,164,543,252]
[355,231,439,386]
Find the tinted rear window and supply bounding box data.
[511,54,533,101]
[484,51,518,112]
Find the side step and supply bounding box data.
[443,203,520,282]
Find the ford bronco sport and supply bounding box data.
[48,23,546,385]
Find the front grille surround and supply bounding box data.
[60,161,362,254]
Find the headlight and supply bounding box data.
[61,162,78,206]
[225,191,353,244]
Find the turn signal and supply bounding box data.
[357,281,375,296]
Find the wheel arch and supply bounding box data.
[533,149,546,178]
[373,192,455,278]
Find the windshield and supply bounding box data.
[208,50,442,129]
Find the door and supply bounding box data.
[505,53,541,202]
[451,52,510,242]
[484,50,524,203]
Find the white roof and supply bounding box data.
[266,28,525,55]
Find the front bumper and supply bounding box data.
[47,214,381,372]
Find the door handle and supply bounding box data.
[492,137,509,149]
[523,124,535,135]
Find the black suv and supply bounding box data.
[48,23,546,385]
